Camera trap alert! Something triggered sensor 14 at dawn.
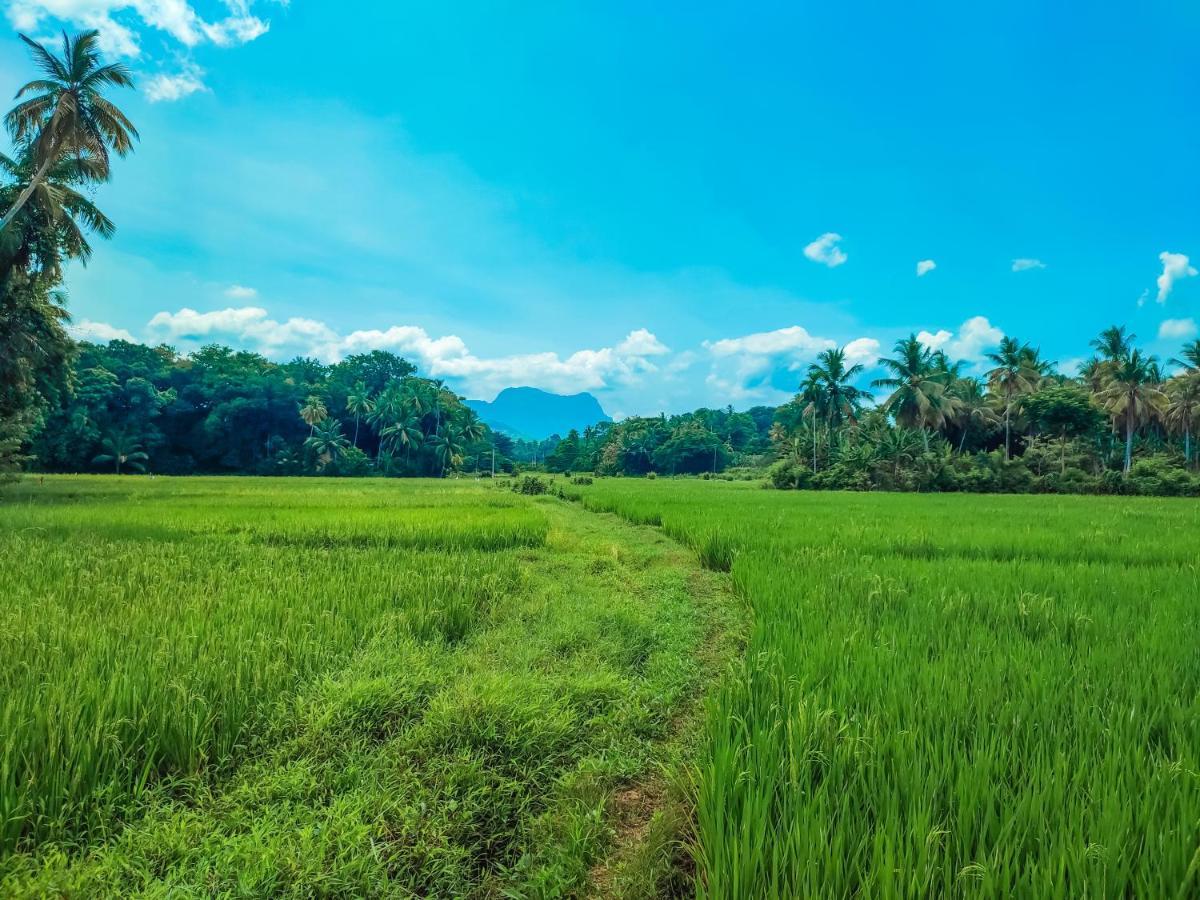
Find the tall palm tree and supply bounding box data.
[1,31,137,234]
[810,346,868,433]
[304,419,350,470]
[379,415,423,462]
[344,381,374,448]
[798,370,827,471]
[1097,350,1167,474]
[92,431,147,474]
[984,336,1040,459]
[1170,339,1200,374]
[872,335,950,450]
[1090,325,1136,364]
[0,144,113,277]
[950,377,998,452]
[429,424,465,476]
[299,395,327,436]
[1165,373,1200,469]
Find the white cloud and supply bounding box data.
[223,284,258,299]
[705,325,834,359]
[803,232,847,268]
[68,319,137,343]
[145,64,207,102]
[1012,258,1046,272]
[1159,318,1198,340]
[615,327,670,357]
[1156,251,1197,303]
[916,259,936,277]
[1137,288,1150,308]
[701,325,878,406]
[842,336,881,367]
[138,306,671,397]
[7,1,271,61]
[918,315,1004,363]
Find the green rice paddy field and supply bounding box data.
[3,475,1200,897]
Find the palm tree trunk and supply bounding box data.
[1186,426,1192,470]
[958,426,968,453]
[921,427,929,452]
[353,414,360,448]
[1004,406,1011,460]
[1124,409,1134,474]
[0,154,56,233]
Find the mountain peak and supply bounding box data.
[467,387,610,440]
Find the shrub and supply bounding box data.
[513,476,549,495]
[570,476,593,486]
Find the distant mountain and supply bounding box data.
[466,387,610,440]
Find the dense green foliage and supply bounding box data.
[0,477,738,895]
[541,406,775,476]
[564,479,1200,897]
[28,340,516,477]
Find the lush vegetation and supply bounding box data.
[0,476,738,896]
[0,31,136,479]
[29,338,523,477]
[562,478,1200,897]
[551,332,1200,497]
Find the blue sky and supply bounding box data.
[2,1,1198,416]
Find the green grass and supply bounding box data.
[0,476,740,896]
[563,479,1200,898]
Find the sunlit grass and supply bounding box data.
[566,479,1200,897]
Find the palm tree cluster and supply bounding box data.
[770,326,1200,492]
[301,377,487,476]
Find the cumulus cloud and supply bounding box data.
[7,1,273,58]
[916,259,936,277]
[68,319,137,343]
[1012,258,1046,272]
[135,305,671,397]
[1159,318,1198,340]
[918,315,1003,363]
[702,325,877,405]
[223,284,258,299]
[803,232,847,268]
[145,64,207,102]
[1156,251,1197,303]
[842,336,881,367]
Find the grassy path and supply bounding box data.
[1,479,741,897]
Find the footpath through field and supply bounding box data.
[0,477,742,898]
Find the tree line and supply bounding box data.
[30,340,519,476]
[552,327,1200,496]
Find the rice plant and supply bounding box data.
[570,479,1200,897]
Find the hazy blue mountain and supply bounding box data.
[466,387,610,439]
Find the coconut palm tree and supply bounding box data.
[0,144,113,277]
[1165,373,1200,469]
[1090,325,1136,364]
[92,431,147,474]
[950,376,998,452]
[1,31,137,234]
[429,424,465,476]
[304,419,349,470]
[984,336,1041,459]
[798,370,827,471]
[1170,339,1200,374]
[810,346,868,433]
[872,335,950,450]
[299,395,327,436]
[1097,350,1167,474]
[344,381,374,448]
[379,415,423,462]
